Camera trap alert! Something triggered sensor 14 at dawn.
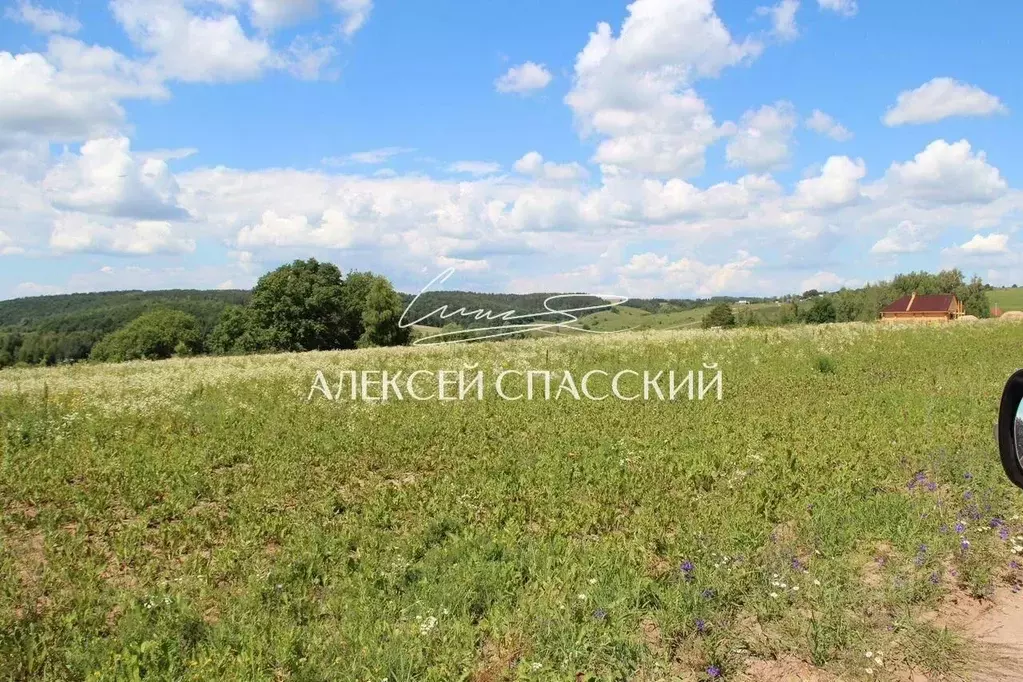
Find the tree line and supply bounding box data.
[0,264,996,368]
[702,269,991,328]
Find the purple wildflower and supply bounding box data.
[695,618,706,633]
[990,517,1004,528]
[929,572,940,585]
[593,608,607,621]
[961,539,970,552]
[964,472,973,480]
[964,491,973,501]
[926,482,937,492]
[1000,527,1010,541]
[681,560,695,581]
[955,522,966,534]
[1011,561,1020,570]
[707,665,721,678]
[939,525,949,533]
[791,557,805,572]
[702,588,716,600]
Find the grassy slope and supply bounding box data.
[3,321,1023,679]
[575,302,787,333]
[990,287,1023,312]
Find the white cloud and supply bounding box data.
[323,147,414,166]
[726,101,797,171]
[50,214,195,255]
[16,282,64,296]
[800,271,844,292]
[448,161,502,176]
[565,0,762,176]
[615,251,763,297]
[947,233,1010,256]
[817,0,857,17]
[0,230,25,256]
[513,152,588,182]
[756,0,799,41]
[0,39,166,143]
[111,0,273,83]
[805,109,852,141]
[5,1,81,34]
[793,156,865,210]
[883,78,1008,126]
[883,139,1006,205]
[495,61,552,94]
[139,148,199,162]
[236,209,364,249]
[870,220,928,255]
[334,0,374,37]
[43,136,189,220]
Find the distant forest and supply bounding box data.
[0,267,992,369]
[0,286,775,368]
[0,290,250,368]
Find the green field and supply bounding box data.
[990,287,1023,313]
[4,321,1023,680]
[574,302,785,333]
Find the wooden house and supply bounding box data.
[880,293,964,322]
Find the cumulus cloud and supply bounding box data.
[108,0,373,83]
[615,251,763,297]
[756,0,799,41]
[0,230,26,256]
[43,137,190,220]
[513,152,589,182]
[323,147,415,166]
[49,214,195,255]
[0,39,166,144]
[945,233,1010,257]
[5,1,81,34]
[793,155,866,210]
[870,220,928,255]
[448,161,502,176]
[883,139,1006,205]
[817,0,857,16]
[726,101,797,171]
[805,109,852,141]
[236,209,365,249]
[495,62,553,94]
[565,0,761,176]
[800,271,844,292]
[883,78,1008,126]
[111,0,273,83]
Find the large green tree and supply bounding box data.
[804,297,837,324]
[358,278,412,347]
[208,305,267,355]
[90,309,203,362]
[248,259,352,351]
[702,303,736,329]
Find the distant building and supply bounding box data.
[880,293,964,322]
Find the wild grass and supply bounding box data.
[2,321,1023,680]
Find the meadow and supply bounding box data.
[4,320,1023,680]
[990,288,1023,313]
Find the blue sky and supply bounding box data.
[1,0,1021,300]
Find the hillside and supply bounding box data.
[990,287,1023,312]
[0,290,251,367]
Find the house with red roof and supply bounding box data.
[880,293,964,322]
